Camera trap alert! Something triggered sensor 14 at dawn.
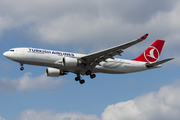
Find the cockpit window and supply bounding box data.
[9,49,14,52]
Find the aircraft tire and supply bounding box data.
[90,74,96,79]
[75,77,80,81]
[80,79,85,84]
[85,70,91,75]
[20,67,24,71]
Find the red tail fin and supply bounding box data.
[132,40,165,63]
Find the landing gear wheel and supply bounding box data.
[90,74,96,79]
[20,63,24,71]
[20,67,24,71]
[75,77,80,81]
[85,70,91,76]
[75,74,85,84]
[80,79,85,84]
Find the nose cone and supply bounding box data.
[3,52,8,57]
[3,51,18,61]
[3,51,11,59]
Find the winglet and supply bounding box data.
[140,33,149,40]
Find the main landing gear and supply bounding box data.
[20,63,24,71]
[75,74,85,84]
[85,70,96,79]
[75,71,96,84]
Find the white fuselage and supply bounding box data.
[3,47,157,75]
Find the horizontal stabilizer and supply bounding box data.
[146,58,174,68]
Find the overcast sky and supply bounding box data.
[0,0,180,120]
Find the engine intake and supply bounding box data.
[46,68,65,77]
[63,57,82,67]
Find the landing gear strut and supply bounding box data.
[20,63,24,71]
[75,74,85,84]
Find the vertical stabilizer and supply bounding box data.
[132,40,165,63]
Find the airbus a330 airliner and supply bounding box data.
[3,34,173,84]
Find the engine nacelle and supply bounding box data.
[63,57,81,67]
[46,68,65,77]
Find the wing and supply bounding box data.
[80,34,149,67]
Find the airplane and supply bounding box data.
[3,34,173,84]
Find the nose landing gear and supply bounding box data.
[20,63,24,71]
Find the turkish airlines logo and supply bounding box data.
[144,46,159,62]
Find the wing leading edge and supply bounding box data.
[81,33,149,67]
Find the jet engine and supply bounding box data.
[62,57,82,67]
[46,68,65,77]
